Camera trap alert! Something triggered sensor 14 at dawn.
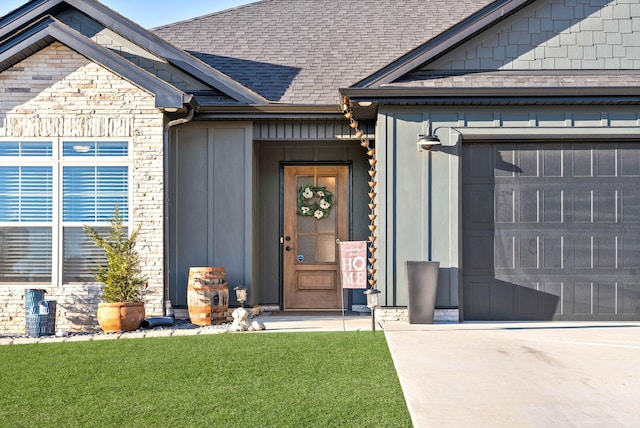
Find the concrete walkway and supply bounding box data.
[383,321,640,428]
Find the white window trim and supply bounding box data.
[0,137,134,287]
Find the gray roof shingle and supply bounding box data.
[153,0,493,105]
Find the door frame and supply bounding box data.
[279,161,353,309]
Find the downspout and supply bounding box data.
[162,104,195,315]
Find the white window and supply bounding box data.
[0,139,131,285]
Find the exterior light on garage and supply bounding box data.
[417,134,441,151]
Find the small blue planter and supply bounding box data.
[25,289,56,337]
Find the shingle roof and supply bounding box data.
[153,0,494,105]
[0,0,267,106]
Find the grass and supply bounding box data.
[0,331,411,427]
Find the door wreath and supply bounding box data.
[297,184,333,219]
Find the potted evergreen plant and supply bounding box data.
[84,205,147,332]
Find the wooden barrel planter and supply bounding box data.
[187,267,229,326]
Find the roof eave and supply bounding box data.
[195,104,344,120]
[341,86,640,100]
[0,0,58,35]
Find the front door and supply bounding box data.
[283,165,349,309]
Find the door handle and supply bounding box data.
[285,246,294,251]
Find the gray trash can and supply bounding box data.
[406,261,439,324]
[43,301,57,336]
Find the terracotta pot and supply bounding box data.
[97,302,145,332]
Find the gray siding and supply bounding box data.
[253,119,374,142]
[169,122,253,307]
[427,0,640,71]
[378,105,640,310]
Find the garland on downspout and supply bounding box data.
[341,96,378,291]
[162,105,195,316]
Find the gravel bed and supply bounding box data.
[1,318,232,341]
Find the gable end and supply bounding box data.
[0,17,190,108]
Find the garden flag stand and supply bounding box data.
[337,240,367,331]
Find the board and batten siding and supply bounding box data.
[169,123,253,308]
[253,118,374,142]
[377,105,640,316]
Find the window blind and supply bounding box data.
[0,166,53,222]
[0,227,52,283]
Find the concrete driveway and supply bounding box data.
[382,321,640,428]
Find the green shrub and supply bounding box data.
[84,205,147,303]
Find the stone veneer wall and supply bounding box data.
[376,308,460,323]
[0,43,164,335]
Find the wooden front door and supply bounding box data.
[283,165,349,309]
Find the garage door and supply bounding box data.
[462,142,640,321]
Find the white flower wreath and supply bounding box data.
[297,184,333,219]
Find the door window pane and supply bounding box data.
[317,235,336,263]
[295,174,338,264]
[297,235,317,264]
[297,216,316,234]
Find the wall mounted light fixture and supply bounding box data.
[72,145,91,153]
[417,134,441,151]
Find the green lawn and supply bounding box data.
[0,331,411,427]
